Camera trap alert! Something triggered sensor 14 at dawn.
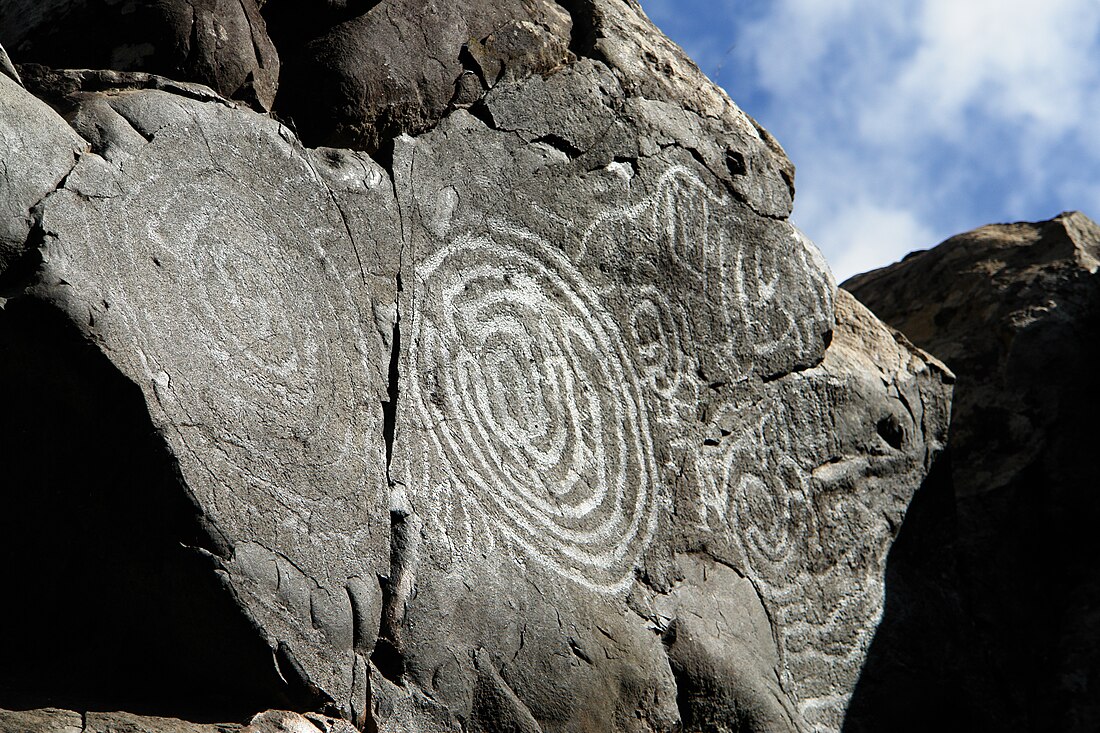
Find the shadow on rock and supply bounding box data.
[0,300,312,721]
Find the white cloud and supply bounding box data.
[802,201,936,283]
[861,0,1100,144]
[722,0,1100,276]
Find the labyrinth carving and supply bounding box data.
[405,221,661,593]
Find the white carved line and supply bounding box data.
[407,221,661,593]
[71,170,371,516]
[709,403,888,729]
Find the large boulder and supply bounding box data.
[844,212,1100,732]
[0,1,951,730]
[0,71,83,286]
[269,0,574,151]
[0,0,279,109]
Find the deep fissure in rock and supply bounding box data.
[0,299,305,721]
[374,270,407,685]
[371,510,411,686]
[552,0,600,60]
[380,270,402,464]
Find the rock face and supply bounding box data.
[0,707,358,733]
[271,0,574,151]
[844,212,1100,732]
[0,0,279,109]
[0,70,83,284]
[0,1,951,731]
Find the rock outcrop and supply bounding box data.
[844,212,1100,732]
[0,1,951,731]
[0,0,279,110]
[270,0,574,151]
[0,707,358,733]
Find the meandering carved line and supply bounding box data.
[580,165,833,394]
[406,220,660,593]
[579,164,858,726]
[700,391,890,731]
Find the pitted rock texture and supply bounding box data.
[1,1,950,731]
[844,212,1100,733]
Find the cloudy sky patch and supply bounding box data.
[641,0,1100,280]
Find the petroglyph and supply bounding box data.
[400,165,834,597]
[697,384,894,732]
[581,166,834,395]
[405,220,661,593]
[41,126,375,520]
[393,157,902,728]
[626,286,691,400]
[575,166,858,724]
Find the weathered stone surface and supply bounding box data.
[0,73,394,718]
[0,708,359,733]
[0,708,84,733]
[0,708,245,733]
[0,1,950,731]
[84,712,242,733]
[0,71,83,288]
[560,0,795,218]
[271,0,573,152]
[242,710,357,733]
[844,212,1100,732]
[0,707,365,733]
[0,0,279,109]
[382,89,950,726]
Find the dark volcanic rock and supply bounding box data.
[0,1,951,731]
[0,0,279,109]
[271,0,573,151]
[844,212,1100,732]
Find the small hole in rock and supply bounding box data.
[725,150,747,177]
[876,415,905,450]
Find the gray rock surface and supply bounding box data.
[0,42,19,85]
[844,212,1100,732]
[16,76,395,719]
[0,71,83,288]
[0,0,279,109]
[0,1,951,731]
[0,706,360,732]
[0,708,84,733]
[82,712,242,733]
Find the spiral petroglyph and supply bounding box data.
[406,221,661,593]
[54,146,374,516]
[698,388,893,732]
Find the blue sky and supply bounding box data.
[639,0,1100,280]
